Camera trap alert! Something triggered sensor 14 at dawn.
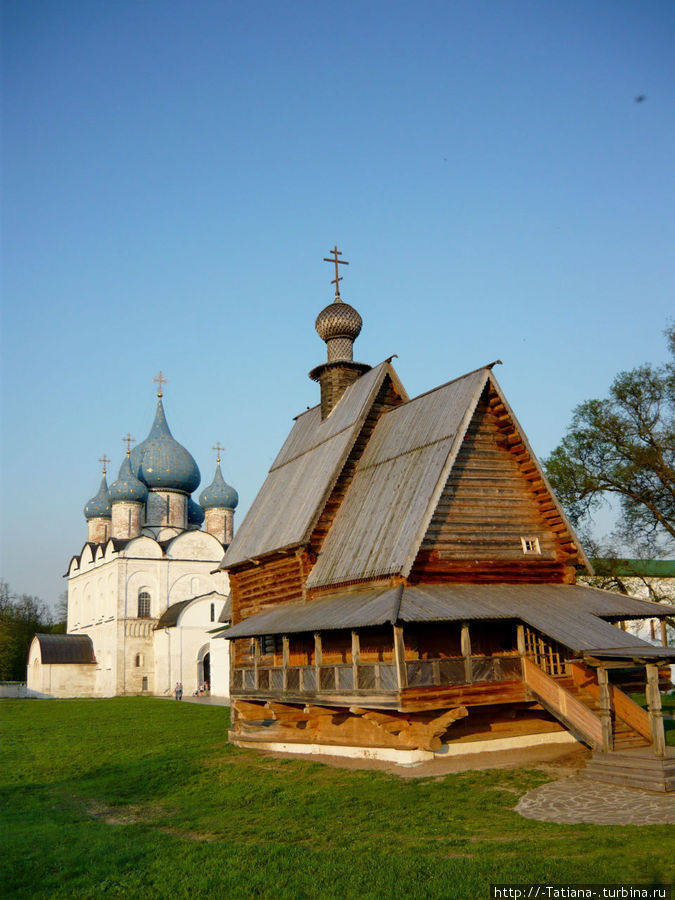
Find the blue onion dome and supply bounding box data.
[199,463,239,510]
[133,398,200,493]
[84,475,112,520]
[187,496,205,526]
[109,454,148,504]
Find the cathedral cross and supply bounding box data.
[323,245,349,300]
[212,442,225,464]
[153,371,168,397]
[122,433,136,456]
[98,454,111,474]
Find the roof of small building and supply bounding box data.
[33,633,96,664]
[155,591,230,628]
[589,558,675,578]
[218,583,674,660]
[220,360,406,569]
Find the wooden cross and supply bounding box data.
[98,454,111,474]
[212,442,225,464]
[122,433,136,456]
[323,245,349,299]
[153,371,168,397]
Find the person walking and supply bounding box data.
[174,682,183,701]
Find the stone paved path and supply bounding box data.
[516,775,675,825]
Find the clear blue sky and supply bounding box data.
[1,0,673,610]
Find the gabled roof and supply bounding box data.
[220,361,407,569]
[33,633,96,664]
[305,367,590,588]
[218,583,675,661]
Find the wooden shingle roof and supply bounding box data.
[220,361,406,569]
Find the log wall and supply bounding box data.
[411,386,578,583]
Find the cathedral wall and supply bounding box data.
[112,502,143,539]
[65,535,229,697]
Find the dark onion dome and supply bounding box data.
[199,462,239,510]
[109,454,148,504]
[84,474,112,520]
[187,496,205,526]
[130,398,200,494]
[315,300,362,343]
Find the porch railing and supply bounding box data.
[405,655,522,688]
[231,655,521,695]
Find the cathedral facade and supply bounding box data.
[27,381,237,699]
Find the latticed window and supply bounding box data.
[137,591,151,618]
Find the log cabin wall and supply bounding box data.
[404,623,462,659]
[410,385,578,584]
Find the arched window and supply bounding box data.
[210,602,215,622]
[138,591,151,618]
[135,653,143,667]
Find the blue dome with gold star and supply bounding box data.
[109,454,148,504]
[131,398,200,494]
[199,463,238,510]
[187,497,205,526]
[84,475,112,520]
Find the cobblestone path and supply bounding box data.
[516,775,675,824]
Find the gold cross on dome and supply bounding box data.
[98,454,111,474]
[122,433,136,456]
[212,442,225,464]
[323,245,349,300]
[153,371,168,397]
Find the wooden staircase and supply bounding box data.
[522,657,673,792]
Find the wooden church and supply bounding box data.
[217,249,674,789]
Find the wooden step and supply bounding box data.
[586,749,675,793]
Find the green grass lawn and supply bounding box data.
[0,699,672,899]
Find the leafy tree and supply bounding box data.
[544,325,674,553]
[0,580,54,681]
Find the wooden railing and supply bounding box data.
[232,662,398,695]
[569,661,652,742]
[405,655,522,688]
[522,656,604,750]
[232,655,522,696]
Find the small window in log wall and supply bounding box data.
[261,635,276,655]
[520,537,541,555]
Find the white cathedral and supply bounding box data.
[27,377,237,699]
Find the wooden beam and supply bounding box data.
[596,667,613,752]
[351,630,360,690]
[645,664,666,757]
[393,625,407,689]
[461,622,473,684]
[282,635,289,691]
[516,624,526,656]
[253,637,261,690]
[660,619,668,648]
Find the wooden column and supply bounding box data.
[646,664,666,758]
[314,632,322,691]
[282,635,289,690]
[393,625,407,690]
[597,666,613,752]
[461,622,473,684]
[253,637,261,690]
[516,624,526,655]
[351,630,360,690]
[660,620,668,648]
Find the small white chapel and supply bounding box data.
[27,374,237,699]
